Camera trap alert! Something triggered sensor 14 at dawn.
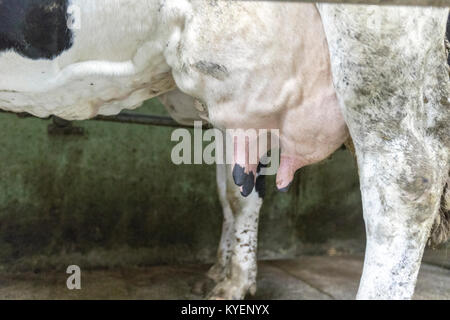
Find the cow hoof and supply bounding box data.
[192,278,214,296]
[207,279,256,300]
[207,263,229,283]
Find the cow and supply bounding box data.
[160,9,450,299]
[161,1,450,300]
[0,0,448,300]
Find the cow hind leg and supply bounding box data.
[193,163,236,296]
[207,164,264,300]
[207,163,236,283]
[319,6,449,299]
[356,143,447,299]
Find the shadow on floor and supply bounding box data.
[0,255,448,300]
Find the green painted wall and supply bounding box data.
[0,99,366,272]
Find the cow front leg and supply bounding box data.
[318,5,449,299]
[208,164,264,300]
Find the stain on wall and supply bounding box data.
[0,99,367,272]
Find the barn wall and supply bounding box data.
[0,98,371,272]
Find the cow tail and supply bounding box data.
[343,137,356,161]
[428,174,450,247]
[446,37,449,72]
[426,16,450,248]
[446,13,449,66]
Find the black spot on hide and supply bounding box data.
[0,0,73,60]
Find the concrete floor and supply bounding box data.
[0,255,448,300]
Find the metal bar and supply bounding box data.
[0,109,200,129]
[94,112,196,129]
[241,0,449,7]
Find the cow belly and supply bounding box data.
[0,65,175,120]
[0,0,176,120]
[170,2,349,190]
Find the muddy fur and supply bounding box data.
[344,134,449,247]
[346,142,449,247]
[346,139,449,248]
[345,27,449,248]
